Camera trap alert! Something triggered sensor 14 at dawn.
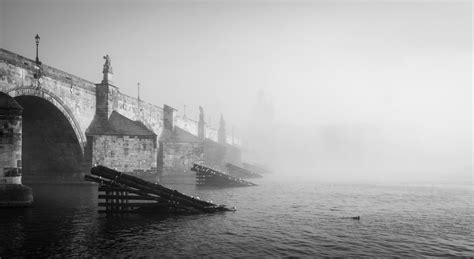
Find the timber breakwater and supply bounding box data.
[226,163,262,179]
[192,163,257,187]
[85,165,235,214]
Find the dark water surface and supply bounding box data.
[1,178,473,257]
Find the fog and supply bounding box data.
[1,0,471,183]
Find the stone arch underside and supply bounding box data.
[7,87,87,181]
[7,87,86,149]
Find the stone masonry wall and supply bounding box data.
[91,135,157,174]
[0,114,22,182]
[203,139,226,170]
[160,141,203,176]
[225,145,242,166]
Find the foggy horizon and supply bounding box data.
[1,1,473,258]
[1,0,471,184]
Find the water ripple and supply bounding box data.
[0,181,472,257]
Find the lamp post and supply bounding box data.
[34,34,43,89]
[35,34,40,64]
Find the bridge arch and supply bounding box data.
[7,87,87,181]
[6,87,86,150]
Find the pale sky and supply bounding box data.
[1,0,471,182]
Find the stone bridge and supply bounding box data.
[0,48,241,182]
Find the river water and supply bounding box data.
[1,178,473,257]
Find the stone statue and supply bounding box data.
[199,106,204,122]
[218,114,226,144]
[198,106,205,139]
[103,54,113,74]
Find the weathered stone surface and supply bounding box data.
[225,145,242,166]
[159,126,203,176]
[203,139,227,170]
[0,92,22,183]
[91,135,157,174]
[160,142,203,176]
[87,110,158,177]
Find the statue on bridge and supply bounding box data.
[103,54,113,74]
[218,114,226,144]
[199,106,204,122]
[102,54,113,84]
[198,106,205,140]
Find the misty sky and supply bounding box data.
[0,0,471,183]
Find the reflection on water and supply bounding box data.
[1,179,473,257]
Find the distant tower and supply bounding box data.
[218,114,226,144]
[198,106,205,140]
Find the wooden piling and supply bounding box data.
[85,166,235,215]
[226,163,262,179]
[192,163,257,187]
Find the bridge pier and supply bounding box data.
[0,92,33,207]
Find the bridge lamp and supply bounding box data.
[35,34,41,64]
[33,34,43,89]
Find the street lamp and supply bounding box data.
[33,34,43,89]
[35,34,41,64]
